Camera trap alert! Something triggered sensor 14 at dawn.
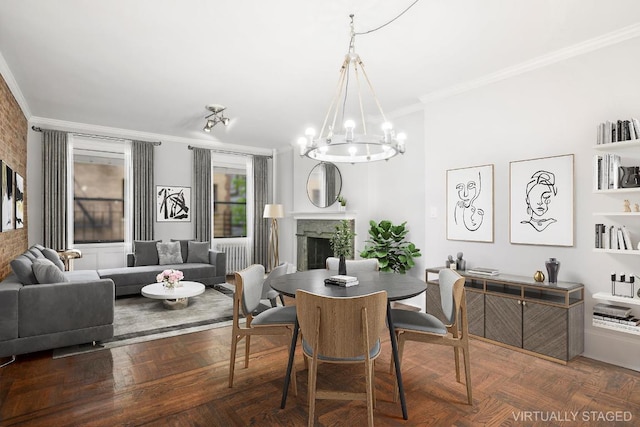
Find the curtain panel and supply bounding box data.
[131,140,155,240]
[192,148,212,242]
[252,155,269,267]
[42,130,68,250]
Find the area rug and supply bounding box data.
[53,283,263,358]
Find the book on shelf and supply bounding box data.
[593,318,640,334]
[596,118,640,145]
[467,267,499,276]
[593,303,632,318]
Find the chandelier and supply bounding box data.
[297,15,406,163]
[203,104,230,132]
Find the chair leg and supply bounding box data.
[279,294,286,306]
[393,335,406,403]
[454,346,462,383]
[269,297,278,308]
[289,329,298,396]
[0,355,16,368]
[364,357,374,427]
[462,345,472,405]
[229,333,239,388]
[308,357,318,427]
[244,335,251,368]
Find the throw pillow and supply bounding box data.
[28,247,46,259]
[157,241,184,265]
[171,239,194,263]
[41,247,66,272]
[32,259,68,284]
[187,241,209,263]
[10,255,37,285]
[133,240,160,266]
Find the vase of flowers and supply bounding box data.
[156,269,184,289]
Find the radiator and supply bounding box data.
[216,242,249,275]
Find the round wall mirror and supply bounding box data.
[306,162,342,208]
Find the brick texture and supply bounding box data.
[0,73,28,280]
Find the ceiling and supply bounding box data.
[1,0,640,152]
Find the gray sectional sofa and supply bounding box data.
[0,240,226,359]
[0,245,115,359]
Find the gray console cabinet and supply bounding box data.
[426,268,584,364]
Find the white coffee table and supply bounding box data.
[141,281,205,310]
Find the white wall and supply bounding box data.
[423,37,640,370]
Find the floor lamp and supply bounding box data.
[263,204,284,272]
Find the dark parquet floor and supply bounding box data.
[1,299,639,426]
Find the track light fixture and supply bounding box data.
[203,104,230,132]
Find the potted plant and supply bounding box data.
[329,219,355,275]
[337,195,347,211]
[360,220,421,274]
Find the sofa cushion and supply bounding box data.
[187,241,209,263]
[133,240,160,266]
[64,269,101,282]
[171,239,194,263]
[41,247,66,272]
[98,263,216,288]
[32,259,68,284]
[157,241,183,265]
[28,246,46,259]
[10,255,37,285]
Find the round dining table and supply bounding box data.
[269,268,427,421]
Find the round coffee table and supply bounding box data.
[141,281,205,310]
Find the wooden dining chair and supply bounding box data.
[229,264,297,395]
[325,257,379,272]
[390,268,472,404]
[261,262,289,307]
[296,289,387,427]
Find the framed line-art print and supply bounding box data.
[446,164,494,242]
[15,172,24,229]
[510,154,574,246]
[1,160,14,231]
[156,186,191,222]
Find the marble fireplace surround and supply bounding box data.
[295,216,355,271]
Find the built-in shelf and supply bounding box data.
[593,292,640,306]
[593,212,640,216]
[593,248,640,255]
[593,139,640,153]
[592,319,640,335]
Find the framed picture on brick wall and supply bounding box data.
[15,171,24,229]
[1,160,14,231]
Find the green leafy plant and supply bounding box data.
[360,220,421,274]
[329,219,355,258]
[337,195,347,207]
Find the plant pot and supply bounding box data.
[339,255,347,275]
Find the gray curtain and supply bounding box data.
[193,148,212,242]
[252,155,269,266]
[43,130,68,250]
[131,140,155,240]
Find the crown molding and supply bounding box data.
[0,51,32,118]
[420,22,640,104]
[29,116,273,156]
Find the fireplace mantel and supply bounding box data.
[291,211,357,220]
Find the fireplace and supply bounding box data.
[296,219,355,271]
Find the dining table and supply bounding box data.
[268,268,427,421]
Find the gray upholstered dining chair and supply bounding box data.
[229,263,297,394]
[325,257,379,272]
[296,289,388,427]
[390,268,472,404]
[261,262,290,307]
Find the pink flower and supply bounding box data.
[156,269,184,287]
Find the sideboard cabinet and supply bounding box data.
[426,268,584,364]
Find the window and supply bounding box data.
[72,141,126,243]
[213,167,247,238]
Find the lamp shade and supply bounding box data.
[263,204,284,219]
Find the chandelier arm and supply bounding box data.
[328,60,349,140]
[353,61,367,135]
[359,62,389,124]
[319,58,349,140]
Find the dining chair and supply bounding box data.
[229,263,297,395]
[261,262,289,307]
[296,289,388,427]
[325,257,379,272]
[390,268,472,404]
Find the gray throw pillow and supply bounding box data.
[134,240,160,266]
[187,241,209,263]
[41,247,66,272]
[171,239,194,263]
[10,255,37,285]
[32,259,68,284]
[157,241,183,265]
[28,247,45,259]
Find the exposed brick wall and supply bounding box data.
[0,73,28,280]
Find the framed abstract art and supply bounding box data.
[446,164,494,242]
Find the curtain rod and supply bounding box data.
[31,126,162,146]
[188,145,272,159]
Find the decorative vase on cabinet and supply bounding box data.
[545,258,560,283]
